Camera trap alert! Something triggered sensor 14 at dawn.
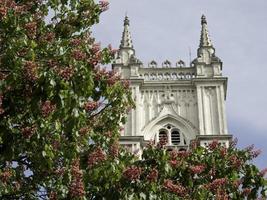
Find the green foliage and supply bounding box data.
[0,0,133,199]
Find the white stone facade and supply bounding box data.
[113,15,232,155]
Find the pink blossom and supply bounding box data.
[24,61,38,81]
[259,168,267,177]
[87,147,106,168]
[21,125,36,138]
[24,22,37,39]
[123,166,142,181]
[109,141,119,158]
[229,155,242,169]
[99,1,109,12]
[0,7,7,19]
[147,168,158,182]
[71,49,86,61]
[70,38,82,46]
[84,101,99,112]
[92,42,101,53]
[69,159,85,198]
[48,191,57,200]
[208,178,228,190]
[208,140,219,150]
[79,127,89,136]
[41,100,56,117]
[0,168,12,183]
[163,179,186,197]
[57,66,74,81]
[43,32,55,43]
[189,164,205,174]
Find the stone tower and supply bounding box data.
[112,15,232,156]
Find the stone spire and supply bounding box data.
[115,15,139,65]
[193,15,222,77]
[120,15,133,49]
[196,15,215,59]
[199,15,213,47]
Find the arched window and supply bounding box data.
[171,130,180,145]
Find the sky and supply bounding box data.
[92,0,267,168]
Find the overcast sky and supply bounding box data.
[92,0,267,168]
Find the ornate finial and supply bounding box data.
[124,15,130,26]
[199,14,212,47]
[201,15,207,25]
[120,15,133,49]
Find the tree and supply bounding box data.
[119,140,267,200]
[0,1,266,200]
[0,0,133,199]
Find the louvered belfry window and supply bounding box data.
[171,130,180,145]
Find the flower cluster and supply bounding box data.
[107,71,120,86]
[58,66,74,81]
[41,100,56,117]
[70,38,82,46]
[108,44,117,56]
[48,191,57,200]
[21,125,36,138]
[23,61,38,81]
[244,144,262,158]
[190,164,205,174]
[0,168,12,184]
[99,1,109,12]
[71,49,86,61]
[208,140,219,150]
[215,189,229,200]
[163,179,186,197]
[42,32,55,43]
[84,101,99,112]
[92,42,101,54]
[69,159,85,198]
[208,178,228,191]
[259,168,267,177]
[87,147,106,168]
[0,0,16,19]
[109,141,119,158]
[123,166,142,181]
[79,127,90,136]
[229,155,242,169]
[146,168,158,182]
[24,22,37,39]
[220,147,227,157]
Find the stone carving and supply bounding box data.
[162,60,171,68]
[148,60,157,68]
[176,60,185,67]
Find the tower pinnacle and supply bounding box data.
[120,15,133,49]
[200,15,213,47]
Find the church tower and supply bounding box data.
[113,15,232,156]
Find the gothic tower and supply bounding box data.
[113,15,232,156]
